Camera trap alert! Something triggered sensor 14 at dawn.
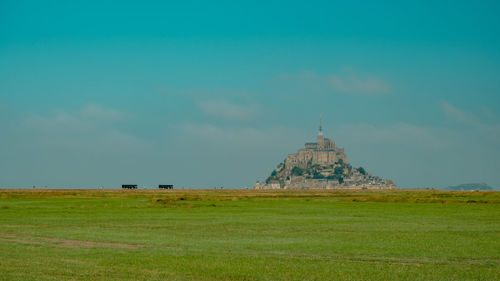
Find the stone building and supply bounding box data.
[284,123,347,172]
[254,124,396,190]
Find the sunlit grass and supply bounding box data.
[0,189,499,280]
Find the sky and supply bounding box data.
[1,1,500,188]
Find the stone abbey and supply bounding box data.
[254,124,396,190]
[284,124,347,172]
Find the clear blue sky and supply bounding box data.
[1,1,499,188]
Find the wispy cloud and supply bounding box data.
[0,104,155,187]
[338,122,447,148]
[277,71,318,82]
[441,101,478,125]
[441,101,500,146]
[278,70,391,95]
[79,103,127,122]
[326,74,390,94]
[196,99,259,120]
[176,123,305,149]
[338,102,500,149]
[21,104,149,152]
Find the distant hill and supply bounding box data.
[445,182,494,191]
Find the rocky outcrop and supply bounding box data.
[254,125,396,190]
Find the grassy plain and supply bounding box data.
[0,189,499,281]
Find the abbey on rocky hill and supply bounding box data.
[254,124,396,190]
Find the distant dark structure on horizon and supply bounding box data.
[159,185,174,189]
[122,184,138,189]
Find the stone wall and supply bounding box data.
[285,149,348,171]
[254,180,396,190]
[254,182,281,190]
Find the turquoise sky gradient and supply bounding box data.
[1,1,500,188]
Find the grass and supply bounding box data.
[0,189,499,280]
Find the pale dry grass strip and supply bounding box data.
[0,231,143,249]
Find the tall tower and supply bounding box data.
[317,121,325,148]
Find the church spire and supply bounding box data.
[318,119,323,136]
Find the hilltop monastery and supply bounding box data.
[254,124,396,190]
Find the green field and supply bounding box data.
[0,189,499,280]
